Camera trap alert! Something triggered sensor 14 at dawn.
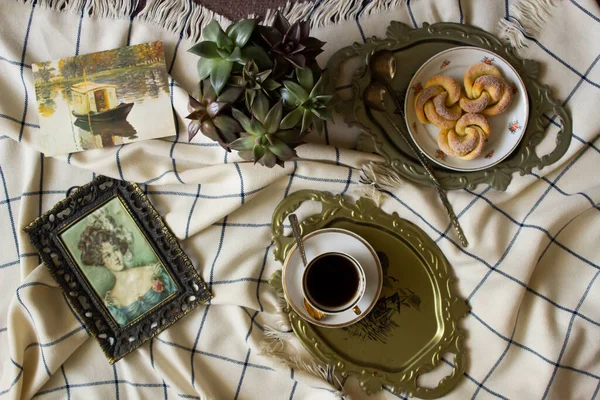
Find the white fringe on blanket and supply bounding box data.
[19,0,559,54]
[16,0,405,44]
[258,292,349,398]
[357,161,404,205]
[499,0,560,50]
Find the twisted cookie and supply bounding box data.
[414,75,462,129]
[460,63,513,116]
[438,113,491,160]
[463,63,502,98]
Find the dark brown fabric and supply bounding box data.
[134,1,308,26]
[194,0,306,21]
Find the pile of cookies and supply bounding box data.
[413,63,514,160]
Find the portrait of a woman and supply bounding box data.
[76,205,177,327]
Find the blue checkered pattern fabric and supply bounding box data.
[0,0,599,399]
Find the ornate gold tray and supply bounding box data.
[270,190,469,397]
[325,22,572,191]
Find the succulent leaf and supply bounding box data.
[264,79,281,91]
[201,120,219,141]
[272,12,290,35]
[238,150,254,161]
[252,91,269,123]
[207,101,227,118]
[230,135,255,151]
[256,69,272,82]
[314,94,334,103]
[210,59,233,95]
[217,86,244,103]
[240,46,273,69]
[232,108,252,132]
[259,150,277,168]
[228,76,244,87]
[212,115,242,138]
[296,67,314,91]
[253,145,266,162]
[283,81,309,103]
[226,19,256,48]
[311,107,331,120]
[203,20,226,42]
[280,88,299,107]
[301,109,312,133]
[226,47,244,63]
[310,75,326,98]
[188,95,202,113]
[280,107,303,129]
[197,58,217,80]
[216,31,234,50]
[245,90,256,109]
[313,116,324,134]
[249,116,265,136]
[274,129,304,144]
[189,41,221,58]
[269,139,295,159]
[264,101,283,134]
[188,120,201,141]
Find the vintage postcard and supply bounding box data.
[32,41,175,156]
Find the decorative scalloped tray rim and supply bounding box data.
[270,189,469,398]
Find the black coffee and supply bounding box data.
[305,253,360,309]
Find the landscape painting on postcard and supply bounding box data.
[33,41,175,156]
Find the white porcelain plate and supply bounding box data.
[404,46,529,172]
[282,228,383,328]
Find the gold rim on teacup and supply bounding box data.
[302,251,367,316]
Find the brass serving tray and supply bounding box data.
[270,190,469,397]
[325,22,572,191]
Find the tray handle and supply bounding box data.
[533,94,573,170]
[408,333,466,399]
[271,190,352,262]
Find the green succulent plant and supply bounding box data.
[229,101,304,168]
[186,79,243,150]
[229,60,281,109]
[280,68,333,133]
[188,19,271,95]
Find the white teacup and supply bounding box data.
[302,252,366,316]
[282,228,383,328]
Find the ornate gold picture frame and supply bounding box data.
[24,176,212,363]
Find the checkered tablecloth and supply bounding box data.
[0,0,599,399]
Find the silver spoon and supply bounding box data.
[366,51,469,248]
[289,214,325,320]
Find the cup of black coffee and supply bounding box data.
[302,252,366,315]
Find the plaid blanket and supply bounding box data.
[0,0,599,399]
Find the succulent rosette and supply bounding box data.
[186,79,243,150]
[256,12,325,79]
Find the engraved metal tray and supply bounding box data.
[270,190,469,397]
[325,22,572,191]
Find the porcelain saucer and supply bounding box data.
[282,228,382,328]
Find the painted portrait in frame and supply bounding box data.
[25,176,212,363]
[60,197,178,327]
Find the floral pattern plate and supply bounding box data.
[404,46,529,171]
